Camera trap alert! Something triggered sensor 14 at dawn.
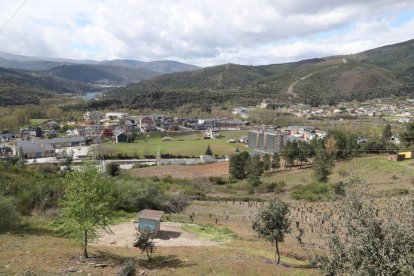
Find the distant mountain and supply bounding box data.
[100,59,200,74]
[0,51,200,74]
[46,64,160,85]
[109,39,414,108]
[0,66,97,106]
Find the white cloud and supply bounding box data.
[0,0,413,66]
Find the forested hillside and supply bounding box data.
[109,39,414,108]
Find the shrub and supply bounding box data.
[391,188,409,196]
[114,179,166,212]
[0,195,19,232]
[164,194,191,213]
[106,162,120,177]
[333,181,346,196]
[118,259,135,276]
[265,181,287,193]
[209,176,227,185]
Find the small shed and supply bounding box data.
[137,209,164,234]
[116,132,128,143]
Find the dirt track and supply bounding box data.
[93,222,219,248]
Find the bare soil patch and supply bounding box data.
[130,162,229,179]
[93,222,219,248]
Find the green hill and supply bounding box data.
[0,67,95,106]
[109,39,414,108]
[47,64,160,85]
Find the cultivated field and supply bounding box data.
[130,162,229,179]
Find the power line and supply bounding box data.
[0,0,29,32]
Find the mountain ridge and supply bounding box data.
[108,39,414,108]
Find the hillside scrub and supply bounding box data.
[291,183,332,201]
[0,195,19,232]
[314,173,414,275]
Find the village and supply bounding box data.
[2,97,414,166]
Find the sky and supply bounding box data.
[1,0,414,67]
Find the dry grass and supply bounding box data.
[0,232,317,275]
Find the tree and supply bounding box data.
[58,149,74,175]
[106,162,120,177]
[316,173,414,275]
[252,198,290,265]
[271,152,281,171]
[60,161,115,258]
[381,124,392,142]
[205,144,213,156]
[133,229,156,262]
[229,151,250,179]
[400,122,414,147]
[282,141,298,169]
[313,146,335,182]
[247,155,264,187]
[262,153,271,172]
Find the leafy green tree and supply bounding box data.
[271,152,281,171]
[263,153,271,172]
[400,122,414,147]
[133,229,156,262]
[328,130,359,159]
[60,161,115,258]
[106,162,120,177]
[252,198,290,265]
[313,144,335,182]
[229,151,250,179]
[205,144,213,156]
[282,141,298,169]
[247,155,264,187]
[316,174,414,275]
[381,124,392,142]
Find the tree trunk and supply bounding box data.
[83,230,88,258]
[146,249,151,262]
[275,240,280,265]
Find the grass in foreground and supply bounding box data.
[181,224,237,241]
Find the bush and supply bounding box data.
[0,195,19,232]
[209,176,227,185]
[0,166,65,215]
[118,259,135,276]
[333,181,346,196]
[114,179,166,212]
[391,188,409,196]
[164,194,191,213]
[291,183,331,201]
[106,162,120,177]
[265,181,286,193]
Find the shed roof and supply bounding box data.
[138,209,164,220]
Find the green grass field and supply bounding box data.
[29,118,49,126]
[104,130,249,157]
[261,156,414,193]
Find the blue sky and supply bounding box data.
[1,0,414,66]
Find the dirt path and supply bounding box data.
[93,222,219,248]
[287,67,337,97]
